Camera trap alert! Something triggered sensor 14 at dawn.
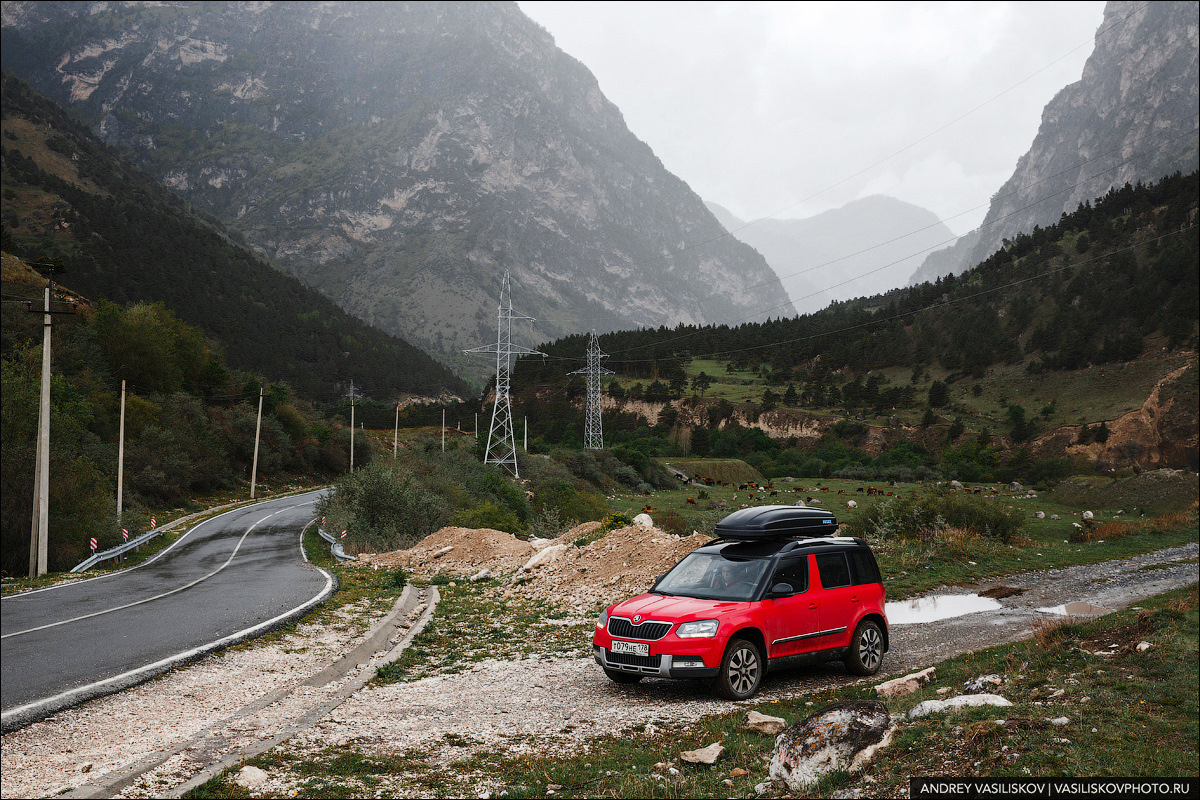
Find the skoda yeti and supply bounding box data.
[592,505,888,699]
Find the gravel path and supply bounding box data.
[1,543,1195,799]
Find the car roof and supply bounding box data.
[692,535,870,559]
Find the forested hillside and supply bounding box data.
[503,172,1198,473]
[0,73,468,403]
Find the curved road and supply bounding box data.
[1,491,332,731]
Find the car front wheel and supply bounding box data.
[844,619,884,675]
[712,638,763,700]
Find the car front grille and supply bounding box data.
[608,618,672,640]
[605,650,662,669]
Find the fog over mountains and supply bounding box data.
[1,1,792,377]
[707,196,957,315]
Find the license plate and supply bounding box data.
[610,639,649,657]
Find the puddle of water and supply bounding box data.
[1036,601,1114,617]
[885,594,1003,625]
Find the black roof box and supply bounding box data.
[713,505,839,540]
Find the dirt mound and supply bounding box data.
[1050,469,1199,512]
[506,525,711,608]
[362,526,535,576]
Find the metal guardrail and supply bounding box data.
[317,527,357,562]
[70,527,167,573]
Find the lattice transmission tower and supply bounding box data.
[570,331,614,450]
[464,270,544,477]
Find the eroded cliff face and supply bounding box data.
[1,1,792,371]
[910,0,1199,284]
[599,361,1199,472]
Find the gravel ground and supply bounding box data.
[1,543,1195,799]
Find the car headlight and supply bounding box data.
[597,607,609,629]
[677,619,719,638]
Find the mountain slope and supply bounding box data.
[910,0,1199,284]
[708,197,957,314]
[0,1,794,374]
[1,72,469,401]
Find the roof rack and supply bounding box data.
[712,504,839,541]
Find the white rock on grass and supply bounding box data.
[875,667,935,698]
[234,766,268,789]
[632,513,654,528]
[680,741,724,765]
[907,694,1013,718]
[744,710,787,735]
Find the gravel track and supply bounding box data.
[1,543,1195,799]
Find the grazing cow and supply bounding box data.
[769,490,779,497]
[820,487,830,492]
[838,489,845,495]
[886,491,894,497]
[686,498,697,505]
[856,487,865,494]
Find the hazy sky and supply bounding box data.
[519,1,1108,237]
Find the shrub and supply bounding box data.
[655,509,692,537]
[857,492,1024,544]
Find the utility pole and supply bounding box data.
[393,401,399,459]
[117,379,126,521]
[26,267,70,577]
[570,331,614,450]
[348,380,357,473]
[250,386,263,498]
[464,270,544,477]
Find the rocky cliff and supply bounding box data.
[0,1,792,376]
[910,0,1199,285]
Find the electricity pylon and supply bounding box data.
[465,270,544,477]
[570,330,613,450]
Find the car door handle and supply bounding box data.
[808,603,818,610]
[850,596,858,602]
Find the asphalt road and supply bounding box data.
[0,491,332,729]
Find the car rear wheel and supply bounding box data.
[603,667,644,684]
[712,638,763,700]
[844,619,884,675]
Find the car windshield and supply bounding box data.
[652,552,771,601]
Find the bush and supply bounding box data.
[655,509,693,537]
[857,492,1024,544]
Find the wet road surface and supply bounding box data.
[1,492,330,728]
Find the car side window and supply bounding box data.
[815,552,851,588]
[771,557,808,594]
[848,550,882,585]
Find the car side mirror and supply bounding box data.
[769,582,794,598]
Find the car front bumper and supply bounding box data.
[593,645,720,679]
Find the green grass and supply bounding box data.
[605,478,1198,600]
[224,586,1195,799]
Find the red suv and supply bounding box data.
[592,505,889,699]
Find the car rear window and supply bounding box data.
[815,552,851,588]
[848,550,882,585]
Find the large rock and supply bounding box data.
[875,667,935,698]
[680,742,724,765]
[768,701,890,792]
[234,766,269,789]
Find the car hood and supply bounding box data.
[611,593,744,622]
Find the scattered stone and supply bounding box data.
[632,513,654,527]
[234,766,269,789]
[1050,514,1061,520]
[431,546,454,559]
[519,544,569,573]
[908,694,1013,718]
[755,781,772,795]
[1050,689,1065,698]
[936,687,951,695]
[469,569,492,582]
[1082,511,1094,521]
[79,763,93,774]
[1008,482,1023,492]
[1034,511,1045,519]
[768,700,890,793]
[681,742,724,765]
[1047,717,1070,726]
[963,674,1002,693]
[1136,641,1153,653]
[875,667,936,698]
[723,779,734,788]
[731,768,750,778]
[950,480,964,490]
[744,710,788,735]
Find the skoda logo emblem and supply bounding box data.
[633,614,642,624]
